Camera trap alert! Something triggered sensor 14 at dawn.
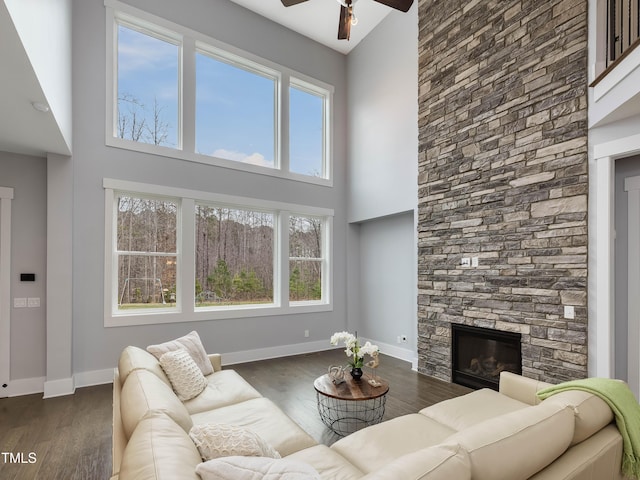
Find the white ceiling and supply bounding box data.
[229,0,392,54]
[0,3,69,158]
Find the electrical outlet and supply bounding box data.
[461,257,471,267]
[304,329,309,338]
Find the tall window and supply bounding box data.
[107,4,333,185]
[105,180,333,326]
[195,205,274,307]
[290,82,326,177]
[115,195,178,312]
[289,215,325,303]
[116,23,179,148]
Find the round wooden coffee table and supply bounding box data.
[314,372,389,436]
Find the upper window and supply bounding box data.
[289,82,326,177]
[116,23,179,148]
[196,51,276,168]
[107,3,333,185]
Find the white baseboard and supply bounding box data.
[221,340,335,366]
[43,377,75,399]
[6,376,46,397]
[6,341,417,398]
[362,338,418,370]
[74,368,114,388]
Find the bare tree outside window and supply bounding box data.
[195,205,274,307]
[289,215,323,302]
[116,195,178,310]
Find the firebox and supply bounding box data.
[451,324,521,391]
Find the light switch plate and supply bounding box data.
[28,297,40,308]
[564,305,575,319]
[14,297,27,308]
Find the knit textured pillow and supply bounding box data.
[189,423,281,461]
[159,349,207,401]
[147,330,214,376]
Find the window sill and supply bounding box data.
[104,302,333,327]
[105,137,333,188]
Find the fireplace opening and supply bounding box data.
[452,324,521,391]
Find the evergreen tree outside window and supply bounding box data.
[289,215,324,303]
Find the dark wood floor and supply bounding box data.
[0,349,471,479]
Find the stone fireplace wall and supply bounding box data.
[417,0,588,383]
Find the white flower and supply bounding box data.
[330,332,380,368]
[359,341,379,356]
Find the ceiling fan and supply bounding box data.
[280,0,414,41]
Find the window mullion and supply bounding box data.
[278,211,290,308]
[280,74,290,173]
[182,198,195,314]
[182,37,196,153]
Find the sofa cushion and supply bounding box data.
[118,411,202,480]
[120,369,193,439]
[286,445,364,480]
[183,369,262,414]
[449,402,575,480]
[159,349,207,401]
[540,389,614,445]
[118,345,171,387]
[528,424,624,480]
[189,423,281,460]
[419,388,529,431]
[360,443,471,480]
[331,413,457,474]
[195,456,320,480]
[191,397,317,457]
[147,330,214,376]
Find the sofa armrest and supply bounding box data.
[499,372,552,405]
[208,353,222,372]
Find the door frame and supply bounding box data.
[625,175,640,398]
[0,186,13,398]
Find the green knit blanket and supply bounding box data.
[537,378,640,480]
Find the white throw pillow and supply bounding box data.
[159,349,207,401]
[195,456,320,480]
[147,330,214,376]
[189,423,281,461]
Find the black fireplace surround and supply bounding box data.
[452,324,522,391]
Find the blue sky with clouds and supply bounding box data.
[117,25,323,176]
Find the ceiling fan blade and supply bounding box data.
[338,4,352,40]
[372,0,414,13]
[280,0,309,6]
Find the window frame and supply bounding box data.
[104,179,333,327]
[105,0,334,186]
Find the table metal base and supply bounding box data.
[316,392,387,436]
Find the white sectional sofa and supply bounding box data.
[112,345,625,480]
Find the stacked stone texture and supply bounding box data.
[417,0,588,383]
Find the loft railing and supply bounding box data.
[607,0,640,66]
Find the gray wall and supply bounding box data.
[346,4,418,224]
[345,5,418,358]
[70,0,349,374]
[357,212,416,354]
[0,152,47,381]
